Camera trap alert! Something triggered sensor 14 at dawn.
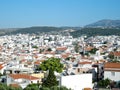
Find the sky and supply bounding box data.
[0,0,120,28]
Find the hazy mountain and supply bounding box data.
[85,19,120,28]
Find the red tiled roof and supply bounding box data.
[61,54,69,59]
[110,51,120,56]
[20,59,26,62]
[34,61,41,65]
[81,56,89,59]
[85,46,93,51]
[34,55,38,58]
[84,88,92,90]
[114,52,120,56]
[79,61,92,65]
[9,74,39,80]
[0,64,4,70]
[104,63,120,68]
[56,47,67,51]
[99,59,105,62]
[43,51,55,55]
[27,62,32,65]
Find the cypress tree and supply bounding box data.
[42,69,58,88]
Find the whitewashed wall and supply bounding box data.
[60,74,92,90]
[104,71,120,81]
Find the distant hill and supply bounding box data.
[85,19,120,28]
[0,26,81,35]
[70,28,120,38]
[60,27,81,30]
[1,20,120,37]
[0,28,19,35]
[10,26,63,34]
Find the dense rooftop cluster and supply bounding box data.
[0,33,120,90]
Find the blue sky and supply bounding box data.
[0,0,120,28]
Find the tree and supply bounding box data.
[50,86,59,90]
[50,86,70,90]
[32,45,38,49]
[40,87,50,90]
[39,49,45,53]
[65,57,71,61]
[0,85,6,90]
[39,57,63,73]
[0,73,3,77]
[0,83,22,90]
[59,86,70,90]
[24,84,39,90]
[108,54,114,59]
[0,83,8,90]
[39,58,63,88]
[42,69,58,88]
[8,87,16,90]
[24,87,31,90]
[98,78,110,88]
[89,48,98,54]
[74,43,79,53]
[111,59,120,63]
[47,48,52,52]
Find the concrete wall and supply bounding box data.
[60,74,92,90]
[104,71,120,81]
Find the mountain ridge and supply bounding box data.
[85,19,120,28]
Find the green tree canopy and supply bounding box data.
[89,48,98,54]
[0,83,22,90]
[98,78,110,88]
[39,57,63,73]
[74,43,80,53]
[24,84,39,90]
[47,48,52,52]
[108,54,114,59]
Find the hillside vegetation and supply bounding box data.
[0,26,120,38]
[70,28,120,37]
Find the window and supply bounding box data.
[111,72,115,76]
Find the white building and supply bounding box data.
[104,63,120,81]
[60,74,93,90]
[7,74,41,89]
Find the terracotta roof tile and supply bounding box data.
[27,62,32,65]
[0,64,4,70]
[34,61,41,65]
[9,74,40,80]
[20,59,26,63]
[84,88,92,90]
[104,63,120,68]
[34,55,38,58]
[61,54,69,59]
[110,51,120,56]
[56,47,67,51]
[43,51,55,55]
[79,61,92,65]
[85,46,93,51]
